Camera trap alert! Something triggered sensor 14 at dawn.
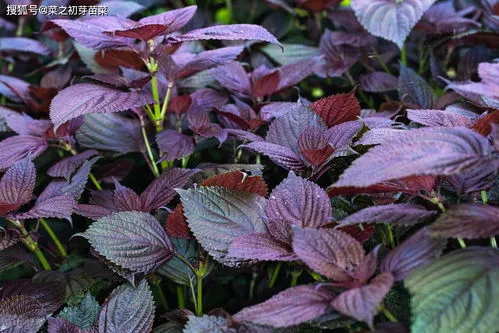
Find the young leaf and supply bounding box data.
[50,83,154,129]
[176,24,282,46]
[266,172,331,228]
[201,171,268,196]
[331,272,394,329]
[233,285,335,328]
[58,292,100,330]
[81,211,173,274]
[430,204,499,239]
[405,247,499,333]
[351,0,437,48]
[333,127,493,188]
[380,227,446,281]
[178,186,267,266]
[311,88,361,127]
[165,204,192,239]
[98,281,155,333]
[293,228,365,282]
[338,204,437,227]
[398,65,437,109]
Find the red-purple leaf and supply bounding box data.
[81,211,173,274]
[293,228,365,282]
[98,281,154,333]
[266,172,331,228]
[201,171,268,196]
[251,70,280,98]
[47,150,98,181]
[165,204,192,239]
[407,109,476,127]
[430,204,499,239]
[0,157,36,214]
[113,181,142,212]
[178,186,267,266]
[138,5,197,34]
[298,126,335,166]
[311,88,361,127]
[176,24,282,46]
[50,83,154,129]
[140,168,199,212]
[156,130,195,162]
[338,204,437,227]
[75,204,114,220]
[228,232,297,261]
[14,195,76,221]
[351,0,437,48]
[0,135,48,172]
[380,227,446,281]
[331,272,394,328]
[233,285,335,327]
[333,127,493,188]
[0,37,50,55]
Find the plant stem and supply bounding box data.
[39,218,67,258]
[177,285,185,308]
[9,219,51,270]
[150,75,162,120]
[196,275,203,316]
[385,224,396,248]
[267,262,282,288]
[174,253,197,274]
[480,191,496,247]
[226,0,233,21]
[458,238,467,248]
[371,47,392,74]
[139,115,160,177]
[307,269,325,281]
[152,275,169,312]
[88,173,102,191]
[378,303,398,323]
[290,269,302,287]
[158,82,174,131]
[400,44,407,66]
[491,237,497,248]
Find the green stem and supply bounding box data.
[88,173,102,191]
[378,303,398,323]
[307,269,325,282]
[226,0,233,21]
[267,262,282,288]
[152,275,169,312]
[371,47,392,74]
[290,269,303,287]
[458,238,467,249]
[400,44,407,66]
[177,285,185,308]
[9,219,51,270]
[385,224,396,248]
[174,253,197,274]
[158,82,174,130]
[139,116,160,177]
[39,218,67,258]
[196,275,203,316]
[150,75,162,119]
[491,237,497,248]
[480,191,496,247]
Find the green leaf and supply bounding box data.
[81,211,173,274]
[157,238,198,286]
[58,292,100,330]
[405,247,499,333]
[178,186,267,266]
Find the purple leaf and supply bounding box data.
[331,272,394,328]
[338,204,437,227]
[242,142,307,172]
[14,195,76,221]
[360,72,398,93]
[325,120,362,149]
[0,157,36,214]
[293,228,365,282]
[0,37,50,55]
[75,113,143,154]
[407,109,476,127]
[430,204,499,240]
[98,281,154,333]
[380,227,446,281]
[156,130,195,161]
[447,62,499,104]
[228,232,297,262]
[0,228,20,251]
[113,181,142,212]
[47,150,98,181]
[398,65,437,109]
[443,164,497,195]
[138,5,196,34]
[178,186,267,266]
[418,1,480,35]
[0,135,47,172]
[333,127,493,188]
[176,24,282,46]
[43,17,135,50]
[140,168,199,212]
[351,0,437,48]
[81,211,173,274]
[102,0,145,18]
[317,31,357,78]
[95,159,134,184]
[50,83,154,129]
[0,75,30,102]
[233,285,335,327]
[74,204,114,220]
[47,318,86,333]
[297,126,334,166]
[174,46,244,79]
[3,111,52,137]
[213,62,252,97]
[266,172,331,228]
[276,58,316,91]
[259,102,296,121]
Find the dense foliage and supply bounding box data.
[1,0,499,332]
